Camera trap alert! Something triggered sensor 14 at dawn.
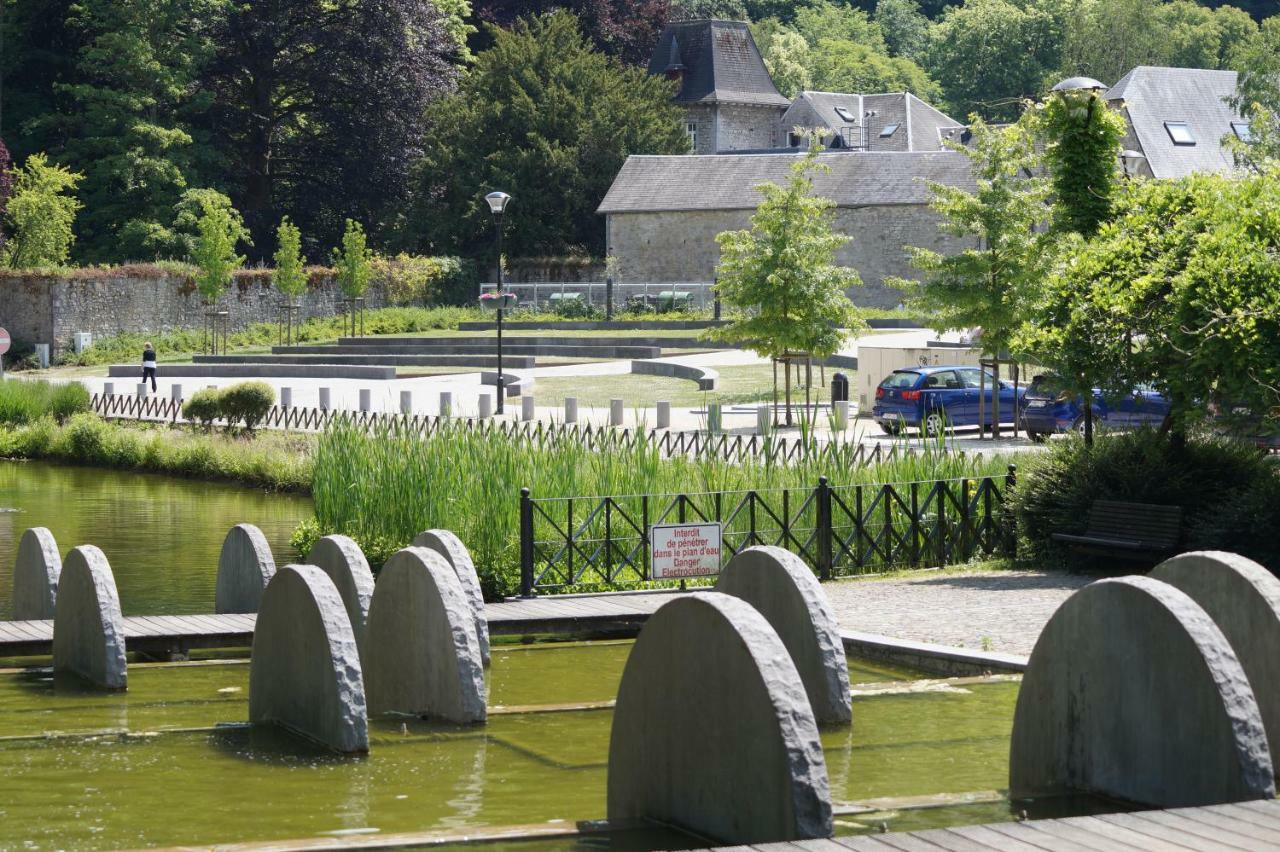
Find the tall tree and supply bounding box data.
[875,0,931,61]
[0,137,12,250]
[410,11,688,259]
[201,0,459,257]
[670,0,748,20]
[1229,16,1280,170]
[4,153,83,268]
[470,0,670,64]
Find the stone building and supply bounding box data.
[598,151,976,309]
[647,20,790,154]
[778,91,965,152]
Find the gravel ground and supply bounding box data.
[824,569,1093,656]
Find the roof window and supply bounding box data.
[879,123,900,138]
[833,106,858,124]
[1232,121,1252,142]
[1164,121,1195,146]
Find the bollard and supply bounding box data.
[400,390,413,415]
[656,401,671,430]
[280,387,292,409]
[565,397,578,424]
[832,400,849,431]
[757,404,772,436]
[478,393,493,419]
[104,382,115,397]
[171,384,184,403]
[439,391,452,417]
[318,387,331,411]
[610,398,624,427]
[359,388,372,412]
[137,383,148,399]
[707,402,722,435]
[34,344,50,369]
[521,396,535,422]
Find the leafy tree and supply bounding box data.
[875,0,931,61]
[0,137,13,251]
[926,0,1064,121]
[809,38,943,102]
[470,0,670,64]
[333,220,374,299]
[4,153,84,269]
[190,193,246,305]
[201,0,459,256]
[670,0,749,20]
[760,30,813,97]
[1229,16,1280,169]
[410,11,688,259]
[711,143,864,423]
[172,188,249,261]
[273,218,307,300]
[791,1,887,49]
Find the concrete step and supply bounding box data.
[278,342,663,358]
[332,335,717,349]
[108,364,397,380]
[192,353,536,368]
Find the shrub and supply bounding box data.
[61,412,112,462]
[219,381,275,431]
[1010,429,1277,572]
[182,388,222,429]
[553,297,601,320]
[0,378,91,424]
[48,382,91,423]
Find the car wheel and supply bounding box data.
[923,412,947,438]
[1072,416,1088,436]
[879,420,901,436]
[1028,431,1047,444]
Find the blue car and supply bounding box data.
[1021,374,1170,441]
[873,365,1025,436]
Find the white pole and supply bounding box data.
[565,397,578,424]
[439,391,453,417]
[656,400,671,430]
[610,398,624,427]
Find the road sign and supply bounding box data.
[0,328,10,356]
[649,522,722,580]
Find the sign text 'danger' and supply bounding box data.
[649,522,722,580]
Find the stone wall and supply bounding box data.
[605,205,972,308]
[716,103,785,151]
[0,269,388,353]
[685,104,717,155]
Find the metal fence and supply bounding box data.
[479,281,717,312]
[518,469,1017,595]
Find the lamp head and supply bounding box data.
[1050,76,1108,94]
[485,191,512,216]
[1119,149,1147,178]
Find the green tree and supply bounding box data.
[410,11,688,258]
[4,153,84,269]
[875,0,931,62]
[1229,16,1280,170]
[711,143,865,423]
[273,218,307,301]
[333,219,374,299]
[172,188,249,261]
[670,0,749,20]
[191,193,246,305]
[760,30,812,98]
[809,38,942,102]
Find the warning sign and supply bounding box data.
[649,522,722,580]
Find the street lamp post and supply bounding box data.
[485,191,512,415]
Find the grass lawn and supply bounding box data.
[528,363,842,408]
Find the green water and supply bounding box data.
[0,641,1037,850]
[0,460,312,616]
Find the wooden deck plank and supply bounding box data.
[901,827,1001,851]
[1200,802,1280,831]
[1129,809,1277,852]
[1094,812,1240,851]
[942,825,1046,851]
[1172,805,1280,842]
[1002,818,1146,852]
[853,832,950,852]
[823,837,912,851]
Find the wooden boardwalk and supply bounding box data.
[753,800,1280,852]
[0,591,677,658]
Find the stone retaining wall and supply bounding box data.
[0,269,389,354]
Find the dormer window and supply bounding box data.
[1164,121,1195,145]
[1232,121,1252,142]
[879,124,900,138]
[833,106,857,123]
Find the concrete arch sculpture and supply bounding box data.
[215,524,276,614]
[248,565,368,753]
[52,545,127,690]
[364,547,486,724]
[1152,550,1280,767]
[412,529,490,666]
[714,545,851,724]
[307,535,375,652]
[13,527,61,620]
[1010,575,1274,807]
[608,592,833,844]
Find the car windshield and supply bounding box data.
[880,371,921,389]
[1025,374,1068,399]
[922,371,961,390]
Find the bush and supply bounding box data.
[552,297,602,320]
[182,389,222,429]
[48,382,91,423]
[1010,429,1277,572]
[61,412,112,462]
[219,381,275,431]
[0,378,91,424]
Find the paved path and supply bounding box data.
[825,569,1091,656]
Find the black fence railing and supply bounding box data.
[519,468,1017,595]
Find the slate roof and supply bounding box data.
[597,151,975,214]
[1105,66,1243,179]
[646,20,790,107]
[782,92,965,152]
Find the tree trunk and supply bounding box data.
[992,360,1001,440]
[785,360,793,427]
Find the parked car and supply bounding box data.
[873,365,1025,436]
[1020,374,1170,441]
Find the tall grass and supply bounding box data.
[0,379,91,424]
[304,418,1009,598]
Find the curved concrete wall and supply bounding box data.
[52,545,127,690]
[412,530,490,666]
[631,359,718,391]
[307,535,375,654]
[215,524,277,614]
[13,527,61,620]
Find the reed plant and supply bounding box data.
[0,379,91,425]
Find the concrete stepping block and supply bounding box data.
[364,547,486,723]
[13,527,61,620]
[307,535,375,653]
[215,524,276,614]
[1011,575,1274,807]
[412,529,490,667]
[1152,551,1280,769]
[249,565,368,753]
[608,592,833,843]
[52,545,127,691]
[715,545,851,724]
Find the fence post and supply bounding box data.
[520,487,535,598]
[1005,464,1018,558]
[816,476,832,582]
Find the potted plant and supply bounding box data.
[480,291,517,311]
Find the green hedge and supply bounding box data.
[0,379,91,425]
[181,381,276,431]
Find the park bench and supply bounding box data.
[1050,499,1182,558]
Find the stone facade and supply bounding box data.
[714,103,784,152]
[685,104,717,155]
[605,205,970,308]
[0,269,388,354]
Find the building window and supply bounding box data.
[1232,121,1252,142]
[686,122,698,151]
[879,123,900,138]
[1164,121,1195,145]
[834,106,857,123]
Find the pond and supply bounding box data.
[0,460,312,616]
